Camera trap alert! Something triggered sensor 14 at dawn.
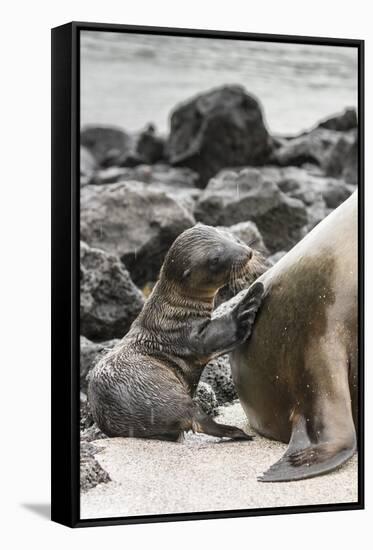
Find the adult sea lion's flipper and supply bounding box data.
[258,414,356,482]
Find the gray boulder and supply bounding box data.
[81,125,137,167]
[80,441,110,493]
[91,163,198,187]
[200,354,238,405]
[277,173,328,230]
[80,336,119,392]
[114,164,199,187]
[195,168,308,253]
[81,423,107,444]
[80,393,107,443]
[80,391,93,431]
[136,124,166,164]
[276,165,353,224]
[81,124,168,169]
[319,179,354,209]
[194,382,219,417]
[167,85,274,187]
[273,128,341,168]
[80,146,97,186]
[217,221,268,255]
[90,164,201,215]
[298,193,328,230]
[324,132,358,185]
[273,127,358,186]
[317,107,357,132]
[81,182,195,285]
[89,166,129,185]
[80,242,144,341]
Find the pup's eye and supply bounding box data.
[210,256,220,265]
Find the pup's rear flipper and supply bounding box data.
[258,415,356,482]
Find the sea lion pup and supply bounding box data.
[228,192,358,481]
[88,224,265,442]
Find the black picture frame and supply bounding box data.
[51,21,365,528]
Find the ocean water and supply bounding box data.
[81,31,358,136]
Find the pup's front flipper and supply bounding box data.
[232,282,265,342]
[188,282,264,358]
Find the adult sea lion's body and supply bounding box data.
[231,192,358,481]
[88,224,264,442]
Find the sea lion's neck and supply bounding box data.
[152,278,215,314]
[128,277,214,345]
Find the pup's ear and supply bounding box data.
[182,268,191,279]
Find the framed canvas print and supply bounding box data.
[51,21,364,528]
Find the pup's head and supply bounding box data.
[161,223,264,299]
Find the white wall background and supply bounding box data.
[1,0,371,547]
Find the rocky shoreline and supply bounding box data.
[79,84,357,493]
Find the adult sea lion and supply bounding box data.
[230,192,358,481]
[88,224,265,442]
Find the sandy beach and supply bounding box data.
[80,402,358,520]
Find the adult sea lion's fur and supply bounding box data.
[88,224,265,442]
[230,192,358,481]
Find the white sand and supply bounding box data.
[80,402,358,519]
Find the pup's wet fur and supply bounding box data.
[88,224,265,441]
